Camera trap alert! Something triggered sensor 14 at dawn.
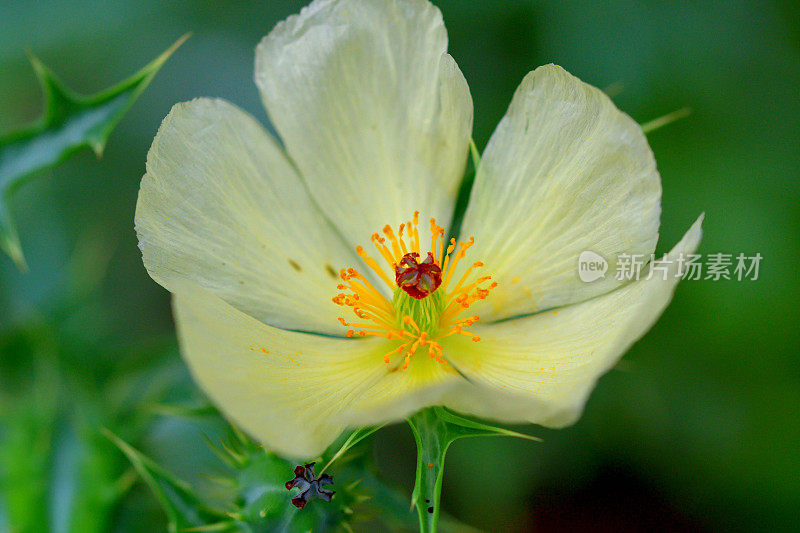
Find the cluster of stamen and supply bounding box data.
[332,212,497,370]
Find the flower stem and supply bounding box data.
[407,408,449,533]
[407,406,541,531]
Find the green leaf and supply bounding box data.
[0,34,189,268]
[433,408,541,443]
[406,407,540,533]
[109,421,353,533]
[0,349,134,533]
[102,429,232,533]
[0,360,59,532]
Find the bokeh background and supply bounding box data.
[1,1,799,531]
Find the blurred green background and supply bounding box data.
[1,0,798,531]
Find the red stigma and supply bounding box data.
[395,252,442,299]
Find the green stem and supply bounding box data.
[407,409,449,533]
[407,406,540,532]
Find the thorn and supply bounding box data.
[0,202,28,270]
[469,138,481,169]
[641,107,692,134]
[345,478,363,492]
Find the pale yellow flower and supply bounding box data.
[135,0,702,458]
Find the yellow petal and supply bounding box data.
[173,280,459,457]
[344,354,459,427]
[173,281,393,458]
[255,0,472,245]
[442,215,703,427]
[136,98,360,335]
[458,64,662,321]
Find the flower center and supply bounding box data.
[332,212,497,370]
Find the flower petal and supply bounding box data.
[136,98,359,335]
[343,354,460,427]
[255,0,472,245]
[173,280,460,457]
[173,281,393,459]
[442,215,703,427]
[458,64,661,321]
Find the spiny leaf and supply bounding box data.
[0,34,189,268]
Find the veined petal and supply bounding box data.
[136,98,359,335]
[458,64,661,322]
[442,215,703,427]
[343,354,460,427]
[173,281,392,459]
[173,281,460,457]
[255,0,472,246]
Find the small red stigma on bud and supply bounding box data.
[395,252,442,299]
